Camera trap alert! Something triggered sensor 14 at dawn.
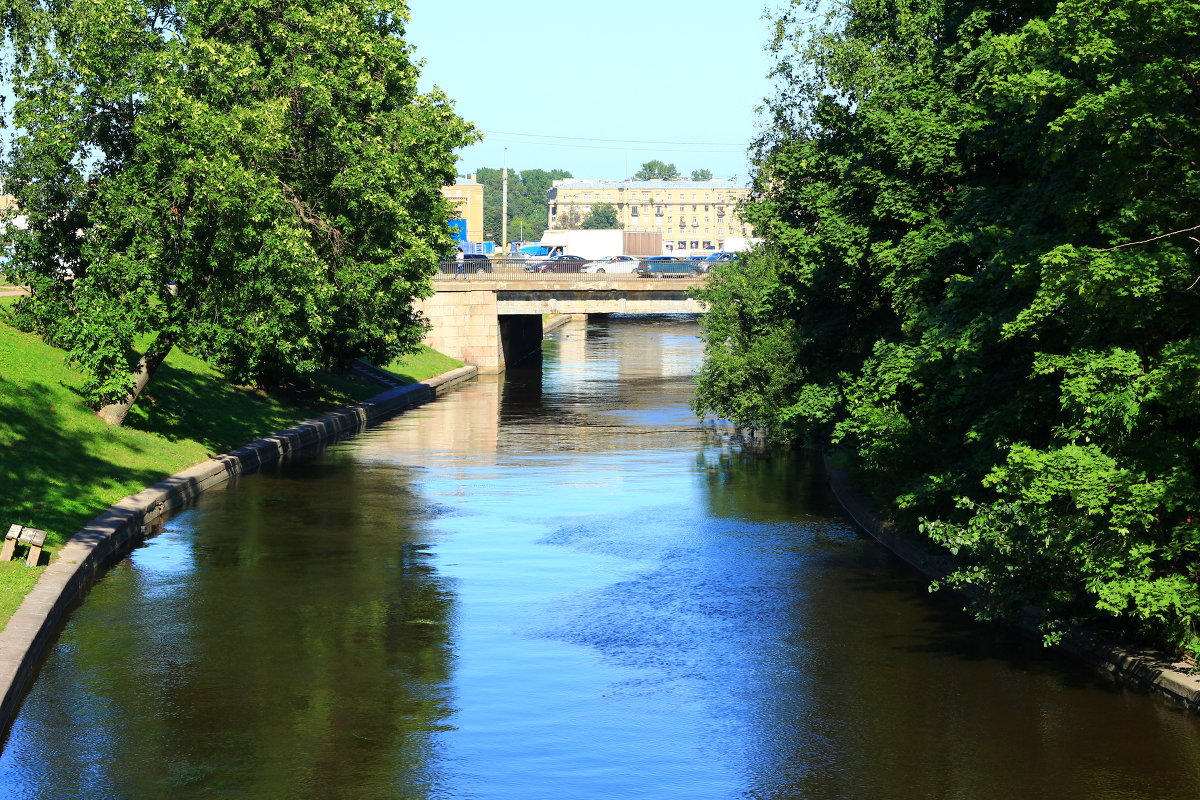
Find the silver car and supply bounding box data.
[581,255,640,274]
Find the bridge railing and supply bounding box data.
[432,259,712,281]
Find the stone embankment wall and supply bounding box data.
[0,366,477,736]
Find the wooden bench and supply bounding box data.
[1,524,47,567]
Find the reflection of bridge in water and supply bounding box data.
[416,273,706,372]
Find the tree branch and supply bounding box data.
[1092,224,1200,253]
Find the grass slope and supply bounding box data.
[0,300,463,626]
[381,345,463,384]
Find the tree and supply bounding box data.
[691,169,713,181]
[556,206,584,230]
[581,203,622,229]
[3,0,476,425]
[477,167,571,242]
[633,160,680,180]
[695,0,1200,657]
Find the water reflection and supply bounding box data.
[2,315,1199,799]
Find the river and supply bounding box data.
[2,315,1199,799]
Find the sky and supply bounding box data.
[404,0,780,185]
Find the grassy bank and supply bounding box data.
[0,300,463,626]
[380,346,463,385]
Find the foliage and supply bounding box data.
[556,205,584,230]
[0,301,380,554]
[691,169,713,181]
[581,202,622,230]
[476,167,572,243]
[633,160,680,180]
[695,0,1200,657]
[1,0,475,422]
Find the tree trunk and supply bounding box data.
[96,333,176,426]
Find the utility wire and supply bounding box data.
[483,129,748,148]
[484,137,744,154]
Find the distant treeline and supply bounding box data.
[475,168,571,244]
[694,0,1200,657]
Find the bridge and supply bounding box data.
[416,272,707,372]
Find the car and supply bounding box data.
[704,251,740,265]
[529,254,588,273]
[634,256,704,278]
[440,253,492,274]
[581,255,639,274]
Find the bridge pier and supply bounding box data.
[415,290,517,373]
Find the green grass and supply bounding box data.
[0,561,42,628]
[0,302,462,627]
[380,345,463,384]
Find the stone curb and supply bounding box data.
[826,461,1200,712]
[0,364,478,738]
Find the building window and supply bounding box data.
[677,240,687,249]
[703,240,712,249]
[668,216,673,223]
[690,240,699,249]
[655,207,663,217]
[631,206,639,217]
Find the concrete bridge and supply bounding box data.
[415,276,706,372]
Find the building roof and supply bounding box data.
[551,178,747,191]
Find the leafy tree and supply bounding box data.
[696,0,1200,657]
[691,169,713,181]
[633,160,680,180]
[581,203,622,229]
[476,167,571,242]
[3,0,476,425]
[555,206,584,230]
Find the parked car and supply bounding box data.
[581,255,639,274]
[704,251,740,265]
[528,254,588,273]
[439,253,492,274]
[634,256,704,278]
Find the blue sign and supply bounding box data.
[448,219,467,242]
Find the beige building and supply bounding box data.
[546,178,753,253]
[440,176,484,243]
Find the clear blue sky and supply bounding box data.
[404,0,778,184]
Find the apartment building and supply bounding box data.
[546,178,752,252]
[440,176,484,243]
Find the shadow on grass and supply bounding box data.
[0,378,167,549]
[125,360,376,456]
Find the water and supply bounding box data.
[2,315,1199,799]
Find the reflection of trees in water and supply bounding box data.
[24,458,460,798]
[698,444,837,523]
